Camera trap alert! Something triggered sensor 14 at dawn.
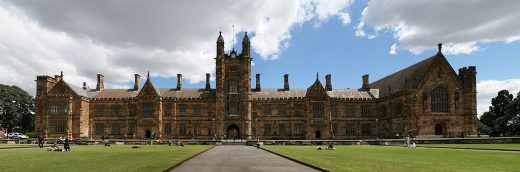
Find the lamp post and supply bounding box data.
[89,119,93,140]
[254,118,258,141]
[376,118,379,140]
[212,118,216,140]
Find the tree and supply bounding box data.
[479,90,513,136]
[503,92,520,136]
[0,84,35,133]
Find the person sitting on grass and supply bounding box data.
[316,145,323,150]
[48,143,62,152]
[327,143,335,150]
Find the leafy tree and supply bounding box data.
[479,90,512,136]
[0,84,35,133]
[503,92,520,136]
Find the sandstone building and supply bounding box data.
[34,32,478,140]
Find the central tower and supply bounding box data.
[215,32,252,139]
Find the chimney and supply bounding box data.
[176,74,182,91]
[362,74,370,90]
[134,74,141,91]
[325,74,332,91]
[82,82,87,90]
[255,74,261,91]
[284,74,289,91]
[205,73,211,90]
[96,74,104,91]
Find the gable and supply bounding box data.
[138,79,160,97]
[418,55,463,91]
[306,79,329,100]
[47,80,86,96]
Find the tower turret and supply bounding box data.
[242,32,250,57]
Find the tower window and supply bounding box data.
[431,86,449,112]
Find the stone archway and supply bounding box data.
[227,124,240,139]
[315,130,321,139]
[145,130,152,139]
[435,123,444,135]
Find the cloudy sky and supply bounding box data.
[0,0,519,116]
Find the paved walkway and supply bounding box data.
[170,145,319,172]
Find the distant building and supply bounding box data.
[34,32,477,140]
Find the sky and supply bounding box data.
[0,0,519,117]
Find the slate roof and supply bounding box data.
[90,89,138,99]
[369,52,442,97]
[63,81,88,97]
[159,89,215,99]
[250,88,379,99]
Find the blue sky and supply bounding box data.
[1,0,519,116]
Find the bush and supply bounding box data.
[26,132,37,138]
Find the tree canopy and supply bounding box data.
[479,90,520,136]
[0,84,35,133]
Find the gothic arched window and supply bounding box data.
[431,86,449,112]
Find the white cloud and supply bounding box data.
[389,44,397,54]
[357,0,520,55]
[0,0,354,94]
[477,79,520,117]
[338,12,351,26]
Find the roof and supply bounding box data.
[91,89,138,99]
[63,81,88,97]
[252,89,307,99]
[369,52,441,97]
[159,88,215,99]
[327,89,379,99]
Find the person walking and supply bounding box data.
[64,137,71,151]
[37,135,44,148]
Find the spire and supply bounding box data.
[242,31,250,57]
[438,43,442,52]
[217,31,225,57]
[60,71,63,77]
[147,71,150,80]
[217,31,224,43]
[316,72,319,80]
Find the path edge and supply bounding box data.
[163,145,216,172]
[261,147,329,172]
[417,146,520,152]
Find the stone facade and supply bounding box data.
[34,33,477,140]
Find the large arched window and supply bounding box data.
[431,86,449,112]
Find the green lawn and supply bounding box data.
[418,144,520,150]
[264,145,520,172]
[0,143,48,148]
[0,145,212,172]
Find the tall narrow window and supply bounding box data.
[142,103,154,118]
[179,124,187,135]
[95,124,104,135]
[313,103,324,118]
[294,123,302,135]
[345,105,354,117]
[362,123,371,136]
[380,105,388,117]
[331,103,337,117]
[50,121,66,133]
[164,104,172,117]
[278,123,286,136]
[164,123,172,134]
[112,105,121,117]
[431,87,449,112]
[111,123,121,134]
[194,124,201,136]
[193,104,201,116]
[128,123,135,134]
[264,105,272,116]
[346,125,355,136]
[278,104,286,116]
[293,104,302,117]
[264,124,271,135]
[129,105,137,116]
[179,104,186,116]
[95,105,104,117]
[395,103,403,114]
[362,105,371,116]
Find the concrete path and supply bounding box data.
[170,145,319,172]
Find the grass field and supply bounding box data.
[0,143,52,148]
[0,144,212,172]
[418,144,520,150]
[264,145,520,172]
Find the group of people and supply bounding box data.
[405,135,417,148]
[44,135,71,152]
[316,143,336,150]
[168,140,184,147]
